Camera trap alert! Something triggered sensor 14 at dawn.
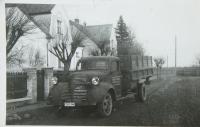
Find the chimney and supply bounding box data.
[74,18,79,24]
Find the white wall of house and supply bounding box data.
[70,47,83,70]
[43,5,99,71]
[68,25,99,70]
[81,38,99,56]
[6,7,48,71]
[48,5,72,70]
[7,6,118,71]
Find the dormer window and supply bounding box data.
[57,20,62,34]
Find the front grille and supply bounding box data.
[61,76,89,102]
[73,89,87,100]
[61,90,72,100]
[61,83,88,101]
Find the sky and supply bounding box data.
[61,0,200,67]
[3,0,200,67]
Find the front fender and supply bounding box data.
[47,82,69,106]
[87,81,115,103]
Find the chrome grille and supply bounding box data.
[73,85,87,100]
[61,82,88,101]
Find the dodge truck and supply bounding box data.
[47,55,153,117]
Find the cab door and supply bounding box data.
[111,60,122,98]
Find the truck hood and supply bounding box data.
[70,70,109,78]
[70,70,109,84]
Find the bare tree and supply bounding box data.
[130,42,145,55]
[96,42,111,56]
[6,7,37,55]
[29,48,45,67]
[90,49,101,56]
[154,57,165,79]
[49,27,85,71]
[195,54,200,67]
[94,30,112,56]
[7,45,26,67]
[127,27,145,55]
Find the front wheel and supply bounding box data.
[135,83,146,102]
[97,92,113,117]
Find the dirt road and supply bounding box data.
[9,76,200,126]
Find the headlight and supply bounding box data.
[91,77,100,85]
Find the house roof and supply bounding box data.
[69,20,96,45]
[69,20,88,36]
[69,20,113,46]
[6,4,55,15]
[6,4,55,37]
[31,14,52,36]
[86,24,112,46]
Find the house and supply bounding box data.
[6,4,117,71]
[69,19,118,70]
[6,4,71,71]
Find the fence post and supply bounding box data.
[23,68,37,104]
[43,68,53,99]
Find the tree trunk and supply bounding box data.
[159,67,161,79]
[64,62,70,72]
[157,67,159,79]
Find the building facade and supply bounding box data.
[6,4,117,71]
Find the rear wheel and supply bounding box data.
[97,92,113,117]
[135,83,146,102]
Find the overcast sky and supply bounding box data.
[4,0,200,67]
[61,0,200,67]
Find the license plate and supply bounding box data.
[64,102,75,107]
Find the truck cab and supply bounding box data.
[47,56,153,117]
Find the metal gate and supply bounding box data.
[7,72,28,99]
[37,70,44,101]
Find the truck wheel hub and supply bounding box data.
[103,95,112,114]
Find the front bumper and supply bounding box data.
[47,85,97,107]
[61,91,96,107]
[47,80,108,107]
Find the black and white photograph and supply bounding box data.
[0,0,200,126]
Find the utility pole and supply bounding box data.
[167,55,168,68]
[175,35,177,72]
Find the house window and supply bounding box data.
[57,20,62,34]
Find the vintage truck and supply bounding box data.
[47,55,153,117]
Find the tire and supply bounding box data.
[135,83,146,102]
[97,92,113,117]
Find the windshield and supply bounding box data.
[77,60,108,70]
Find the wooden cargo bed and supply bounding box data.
[119,55,153,80]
